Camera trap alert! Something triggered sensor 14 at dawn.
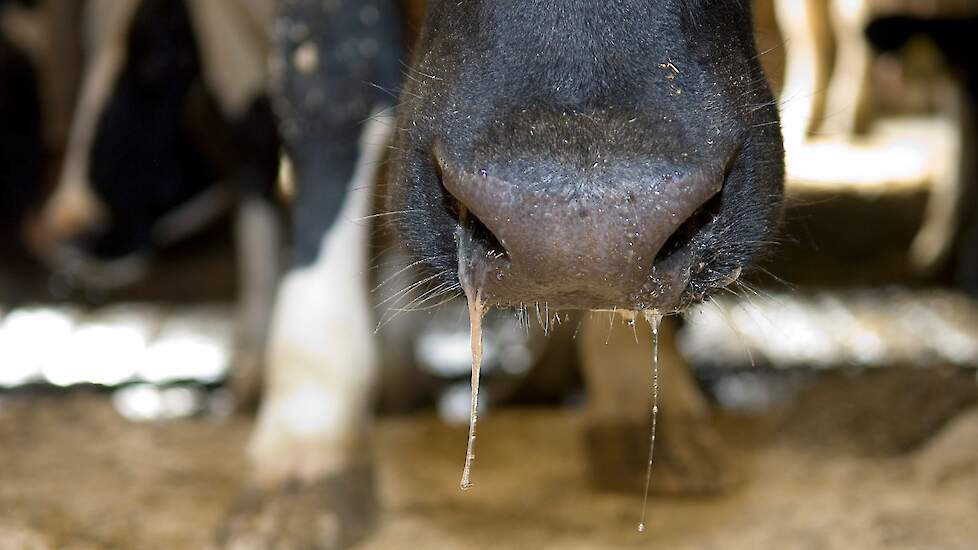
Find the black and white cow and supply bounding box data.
[28,0,784,547]
[28,0,282,398]
[224,0,784,547]
[30,0,280,270]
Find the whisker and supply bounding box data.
[376,270,447,307]
[371,256,446,292]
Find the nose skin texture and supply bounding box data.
[439,147,726,311]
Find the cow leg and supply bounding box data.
[229,189,283,409]
[219,1,402,548]
[578,313,740,495]
[822,0,872,136]
[27,0,140,256]
[776,0,832,148]
[227,99,286,410]
[221,118,389,549]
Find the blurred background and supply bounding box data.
[1,0,978,548]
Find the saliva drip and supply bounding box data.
[457,222,488,491]
[638,310,664,533]
[459,286,485,491]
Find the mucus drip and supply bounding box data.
[638,310,663,533]
[458,224,487,491]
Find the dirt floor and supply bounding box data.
[2,371,978,550]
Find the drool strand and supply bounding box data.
[459,286,485,491]
[638,310,664,533]
[456,218,488,491]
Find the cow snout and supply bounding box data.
[388,1,785,316]
[438,143,733,312]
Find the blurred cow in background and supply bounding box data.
[25,0,282,401]
[1,0,84,245]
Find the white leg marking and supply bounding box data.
[249,114,392,485]
[775,0,829,150]
[185,0,271,119]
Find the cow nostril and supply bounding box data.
[447,196,511,262]
[651,150,736,271]
[465,210,509,262]
[653,189,723,269]
[438,165,511,266]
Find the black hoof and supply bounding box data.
[584,415,742,496]
[218,464,378,550]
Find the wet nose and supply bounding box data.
[439,148,726,311]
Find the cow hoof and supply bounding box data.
[584,415,741,496]
[217,465,377,550]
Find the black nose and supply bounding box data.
[438,146,727,311]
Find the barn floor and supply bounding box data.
[2,371,978,550]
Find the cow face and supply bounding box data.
[388,0,784,312]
